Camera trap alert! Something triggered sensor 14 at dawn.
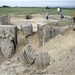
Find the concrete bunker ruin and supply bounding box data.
[0,14,71,59]
[0,14,74,75]
[37,24,68,46]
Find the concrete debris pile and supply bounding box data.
[0,21,33,59]
[37,24,68,46]
[19,45,50,69]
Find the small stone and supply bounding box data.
[23,69,31,73]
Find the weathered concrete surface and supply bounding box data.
[0,25,17,46]
[19,45,36,65]
[35,52,50,69]
[17,31,27,46]
[1,38,14,59]
[37,24,44,46]
[21,21,33,35]
[0,15,10,25]
[37,25,68,46]
[0,25,17,59]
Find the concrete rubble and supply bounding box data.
[19,45,50,69]
[0,25,17,44]
[0,14,74,75]
[17,31,27,46]
[0,25,17,58]
[19,45,36,65]
[1,38,14,59]
[21,21,33,35]
[37,24,68,46]
[35,52,50,69]
[0,15,10,25]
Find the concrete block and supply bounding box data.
[1,39,14,59]
[17,31,27,46]
[35,56,43,69]
[37,24,44,46]
[0,15,10,25]
[37,25,68,46]
[19,45,36,65]
[21,21,33,35]
[0,25,17,47]
[41,52,50,67]
[35,52,50,69]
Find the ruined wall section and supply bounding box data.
[37,25,67,46]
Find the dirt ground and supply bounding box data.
[0,15,75,75]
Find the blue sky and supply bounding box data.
[0,0,75,7]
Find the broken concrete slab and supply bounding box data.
[37,25,68,46]
[35,52,50,69]
[0,15,10,25]
[19,45,36,65]
[21,21,33,35]
[0,25,17,46]
[17,31,27,46]
[1,39,14,59]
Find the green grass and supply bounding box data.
[0,7,75,16]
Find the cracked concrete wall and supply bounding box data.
[37,25,68,46]
[0,25,17,58]
[0,25,17,48]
